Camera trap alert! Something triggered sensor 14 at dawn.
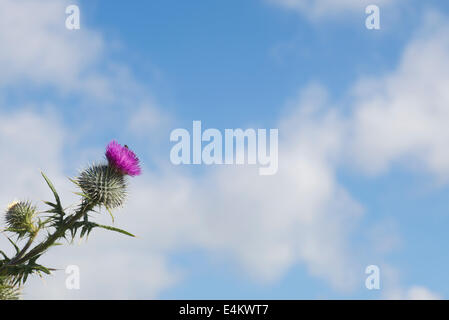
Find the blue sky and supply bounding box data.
[1,0,449,299]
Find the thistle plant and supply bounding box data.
[0,141,141,299]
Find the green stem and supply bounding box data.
[0,201,94,273]
[9,230,38,264]
[0,230,39,275]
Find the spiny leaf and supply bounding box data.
[106,207,115,223]
[43,201,57,208]
[6,237,20,255]
[94,224,135,237]
[73,192,89,199]
[49,242,63,247]
[0,250,9,260]
[41,172,62,209]
[69,177,80,186]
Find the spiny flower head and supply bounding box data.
[77,164,127,209]
[7,201,19,211]
[5,201,37,237]
[105,140,141,177]
[0,276,21,300]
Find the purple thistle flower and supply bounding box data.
[105,140,141,177]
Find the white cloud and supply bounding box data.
[127,101,174,148]
[0,0,104,94]
[387,286,442,300]
[25,247,180,299]
[0,108,65,205]
[267,0,394,20]
[0,0,159,106]
[405,286,442,300]
[128,103,171,135]
[376,265,442,300]
[123,101,364,289]
[349,12,449,180]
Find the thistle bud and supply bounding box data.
[0,276,21,300]
[5,201,37,238]
[76,164,127,209]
